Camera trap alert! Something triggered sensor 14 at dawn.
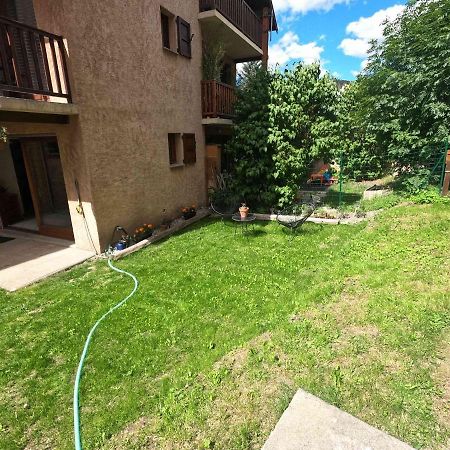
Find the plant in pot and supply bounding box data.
[182,205,197,220]
[202,41,225,82]
[239,203,249,218]
[133,223,154,242]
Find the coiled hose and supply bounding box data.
[73,258,139,450]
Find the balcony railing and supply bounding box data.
[199,0,262,48]
[0,16,71,102]
[202,80,236,119]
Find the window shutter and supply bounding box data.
[183,133,196,164]
[176,16,192,58]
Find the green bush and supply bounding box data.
[225,63,339,208]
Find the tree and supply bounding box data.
[225,62,275,208]
[269,63,338,205]
[333,83,384,180]
[225,62,339,208]
[358,0,450,168]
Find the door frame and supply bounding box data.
[17,136,74,240]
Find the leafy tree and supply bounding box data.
[225,62,275,207]
[358,0,450,169]
[269,63,338,205]
[333,83,385,180]
[226,62,339,208]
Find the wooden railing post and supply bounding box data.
[442,150,450,196]
[212,80,217,117]
[201,80,236,119]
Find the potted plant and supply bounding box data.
[239,203,249,219]
[133,223,154,242]
[182,205,197,220]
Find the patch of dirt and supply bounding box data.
[332,324,380,351]
[198,333,295,449]
[103,417,166,450]
[213,331,272,372]
[103,332,295,450]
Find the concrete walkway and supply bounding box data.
[262,390,415,450]
[0,230,95,292]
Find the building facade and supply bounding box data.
[0,0,276,252]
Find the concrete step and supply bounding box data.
[262,390,415,450]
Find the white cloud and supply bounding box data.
[339,38,369,58]
[269,31,324,67]
[273,0,350,15]
[339,4,405,58]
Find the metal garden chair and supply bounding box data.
[276,199,319,238]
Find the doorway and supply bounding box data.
[5,137,73,240]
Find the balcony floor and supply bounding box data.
[0,96,78,117]
[199,9,263,61]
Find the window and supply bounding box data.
[176,17,192,58]
[161,12,170,49]
[168,133,180,165]
[183,133,196,164]
[160,7,176,51]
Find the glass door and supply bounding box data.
[21,137,73,240]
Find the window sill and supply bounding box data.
[170,163,184,169]
[163,46,178,56]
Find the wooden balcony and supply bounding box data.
[199,0,262,50]
[0,16,71,103]
[202,80,236,121]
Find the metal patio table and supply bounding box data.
[232,213,256,236]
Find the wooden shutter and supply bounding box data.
[183,134,196,164]
[176,16,191,58]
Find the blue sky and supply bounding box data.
[269,0,406,80]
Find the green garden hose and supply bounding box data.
[73,258,139,450]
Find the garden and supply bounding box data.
[1,204,450,449]
[1,1,450,449]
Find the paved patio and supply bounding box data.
[262,390,415,450]
[0,230,95,292]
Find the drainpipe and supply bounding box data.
[262,6,270,69]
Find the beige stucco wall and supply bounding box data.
[29,0,207,251]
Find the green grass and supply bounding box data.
[1,205,450,449]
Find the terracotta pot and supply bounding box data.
[239,206,249,218]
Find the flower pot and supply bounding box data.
[183,211,196,220]
[239,207,249,219]
[115,241,127,251]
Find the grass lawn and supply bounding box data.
[1,204,449,449]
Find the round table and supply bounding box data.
[232,213,256,236]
